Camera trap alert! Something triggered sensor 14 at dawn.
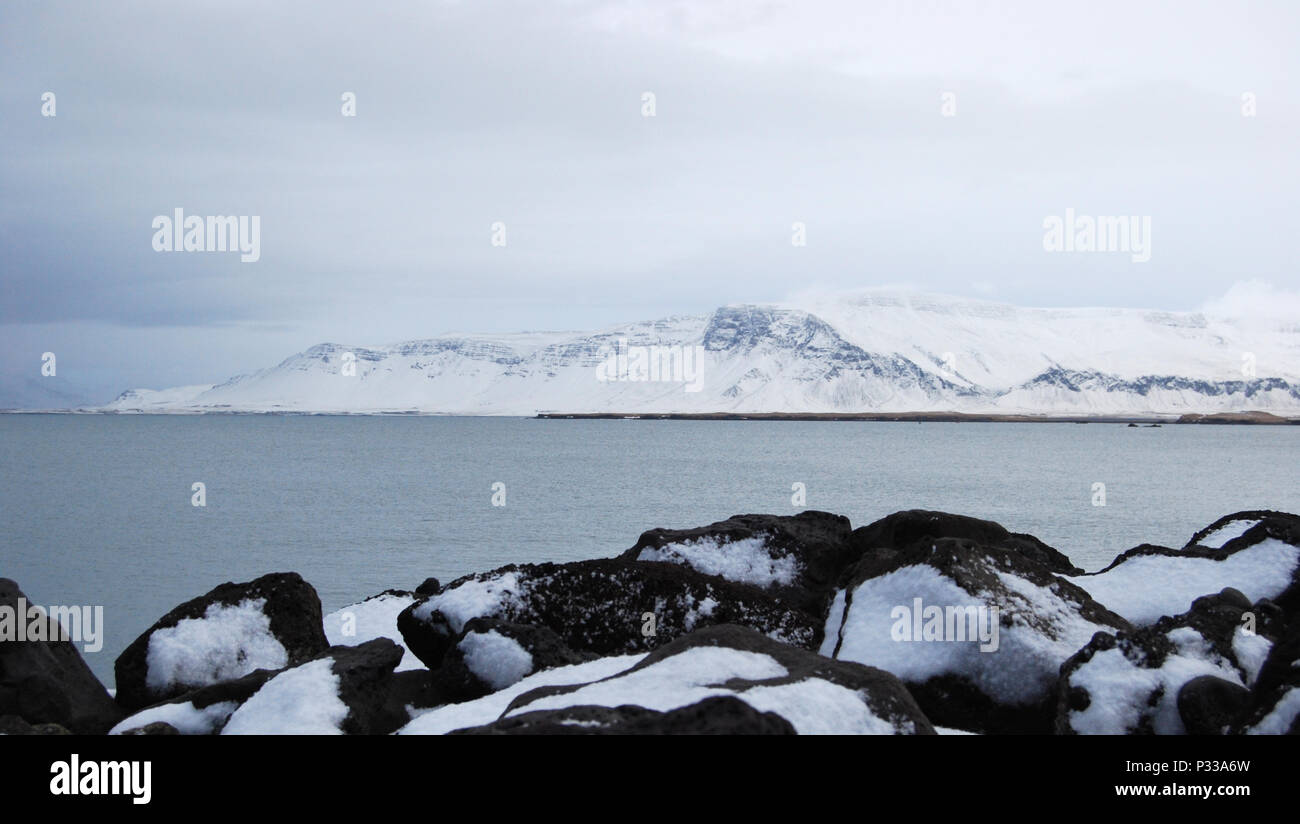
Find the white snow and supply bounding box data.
[324,592,421,671]
[1077,538,1300,625]
[1231,626,1272,687]
[145,599,288,694]
[398,654,644,735]
[414,572,524,633]
[1247,688,1300,734]
[1067,627,1244,734]
[458,629,534,690]
[98,289,1300,417]
[738,679,905,734]
[109,700,239,735]
[221,659,348,735]
[1195,519,1260,549]
[505,647,788,718]
[819,588,847,657]
[832,563,1109,705]
[637,535,801,588]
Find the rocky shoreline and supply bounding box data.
[3,508,1299,735]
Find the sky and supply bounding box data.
[1,0,1297,405]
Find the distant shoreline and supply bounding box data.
[3,410,1297,424]
[537,411,1300,425]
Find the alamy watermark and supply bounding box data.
[152,208,260,262]
[0,598,103,653]
[596,338,705,392]
[890,597,999,652]
[1043,208,1151,263]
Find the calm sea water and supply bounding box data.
[2,414,1298,685]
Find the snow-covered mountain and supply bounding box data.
[103,290,1300,416]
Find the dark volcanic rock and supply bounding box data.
[400,559,820,664]
[324,638,408,735]
[114,572,329,711]
[119,721,181,736]
[0,578,123,734]
[850,510,1082,575]
[434,617,589,700]
[1056,591,1279,734]
[491,624,935,735]
[1178,676,1253,735]
[619,511,856,612]
[453,695,797,735]
[415,578,442,596]
[824,537,1127,734]
[0,715,73,735]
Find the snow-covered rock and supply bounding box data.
[822,537,1128,733]
[1073,511,1300,626]
[432,617,589,700]
[403,625,935,735]
[1055,589,1283,734]
[324,590,421,671]
[397,559,821,669]
[114,572,329,711]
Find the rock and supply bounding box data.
[434,617,589,700]
[1055,591,1276,734]
[1074,511,1300,626]
[618,511,856,612]
[109,667,281,735]
[1178,676,1252,735]
[119,721,180,735]
[452,695,797,735]
[0,715,72,735]
[0,578,123,734]
[850,509,1082,575]
[1231,622,1300,734]
[415,578,441,596]
[114,572,329,711]
[405,624,935,735]
[823,537,1128,733]
[398,559,820,668]
[323,590,421,671]
[221,638,406,735]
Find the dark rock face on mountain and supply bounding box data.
[15,507,1300,735]
[850,510,1082,576]
[114,572,329,711]
[0,578,123,734]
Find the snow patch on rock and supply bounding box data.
[145,598,288,694]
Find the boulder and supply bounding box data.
[1073,511,1300,626]
[114,572,329,711]
[398,559,819,668]
[433,617,589,700]
[823,537,1128,733]
[851,510,1082,576]
[452,695,797,735]
[221,638,405,735]
[404,624,935,735]
[0,578,123,734]
[1055,591,1279,734]
[323,590,421,671]
[619,511,856,612]
[109,666,281,735]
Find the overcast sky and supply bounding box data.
[2,0,1298,403]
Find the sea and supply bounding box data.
[2,414,1297,685]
